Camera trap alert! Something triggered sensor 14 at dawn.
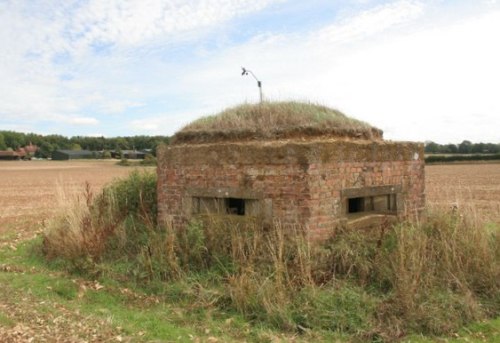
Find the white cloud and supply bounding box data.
[58,0,283,53]
[0,0,281,126]
[129,109,207,134]
[64,116,100,126]
[315,0,424,44]
[158,1,500,143]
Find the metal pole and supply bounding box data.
[241,67,263,103]
[258,80,262,103]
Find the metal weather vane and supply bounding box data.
[241,67,263,103]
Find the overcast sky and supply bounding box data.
[1,0,499,144]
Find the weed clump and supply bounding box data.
[42,173,500,341]
[42,171,157,266]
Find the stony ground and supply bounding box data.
[0,160,499,342]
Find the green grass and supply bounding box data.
[0,230,17,244]
[0,239,327,342]
[1,231,499,342]
[0,246,205,340]
[402,318,500,342]
[0,311,15,327]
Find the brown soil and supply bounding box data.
[425,162,500,224]
[0,160,147,245]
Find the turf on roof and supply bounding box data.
[173,101,382,144]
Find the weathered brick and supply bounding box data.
[157,139,425,242]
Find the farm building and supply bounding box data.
[52,150,96,160]
[0,150,24,160]
[111,150,147,159]
[157,102,425,241]
[0,144,38,160]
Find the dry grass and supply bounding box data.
[42,170,157,265]
[173,101,383,144]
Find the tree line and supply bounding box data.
[1,131,498,158]
[424,140,500,154]
[0,131,170,158]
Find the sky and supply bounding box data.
[1,0,499,144]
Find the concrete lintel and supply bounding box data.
[187,187,263,200]
[342,184,402,198]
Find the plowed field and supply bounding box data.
[0,160,148,243]
[426,162,500,224]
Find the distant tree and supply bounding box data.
[37,142,55,158]
[472,143,486,154]
[71,143,82,151]
[0,133,7,150]
[443,144,457,154]
[2,131,24,149]
[458,140,473,154]
[25,133,44,147]
[424,141,439,154]
[485,143,500,154]
[114,137,130,150]
[0,130,170,156]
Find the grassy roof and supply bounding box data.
[172,101,383,144]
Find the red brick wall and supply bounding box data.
[157,139,425,240]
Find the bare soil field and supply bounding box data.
[426,162,500,224]
[0,160,148,245]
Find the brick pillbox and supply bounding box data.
[157,102,425,241]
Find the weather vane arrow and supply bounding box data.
[241,67,262,103]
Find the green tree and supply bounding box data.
[37,142,55,158]
[2,131,24,149]
[424,141,439,154]
[458,140,473,154]
[445,143,458,154]
[0,133,7,150]
[472,143,486,154]
[114,137,130,150]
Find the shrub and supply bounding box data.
[43,171,157,265]
[102,150,112,159]
[116,158,130,166]
[140,153,157,166]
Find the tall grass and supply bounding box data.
[43,171,156,266]
[42,172,500,340]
